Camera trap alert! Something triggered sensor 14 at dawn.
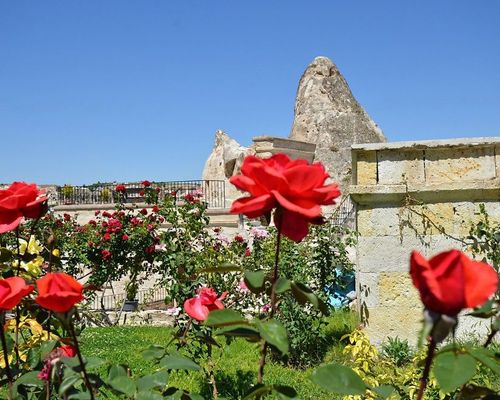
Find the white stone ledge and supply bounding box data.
[350,178,500,204]
[351,136,500,152]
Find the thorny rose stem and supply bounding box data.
[67,320,95,400]
[0,311,13,398]
[257,211,283,385]
[416,337,437,400]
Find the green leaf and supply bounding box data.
[137,370,169,392]
[108,376,136,396]
[468,348,500,375]
[40,340,58,359]
[137,392,164,400]
[244,270,266,293]
[14,371,45,388]
[372,385,399,399]
[59,375,82,396]
[273,385,298,399]
[243,384,273,399]
[275,277,291,294]
[467,299,495,318]
[310,363,367,395]
[67,391,92,400]
[0,247,13,262]
[187,394,205,400]
[433,352,477,392]
[61,355,82,369]
[204,309,247,327]
[256,319,289,355]
[291,282,330,315]
[216,325,261,341]
[142,345,166,361]
[160,351,201,371]
[85,356,106,370]
[108,364,128,381]
[200,264,242,273]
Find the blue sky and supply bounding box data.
[1,1,499,184]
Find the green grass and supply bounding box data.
[79,310,358,399]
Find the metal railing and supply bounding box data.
[91,286,168,311]
[329,196,355,228]
[55,180,226,209]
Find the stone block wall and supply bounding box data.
[350,137,500,345]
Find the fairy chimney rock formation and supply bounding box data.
[202,130,251,204]
[290,56,386,189]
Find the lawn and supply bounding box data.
[79,310,358,399]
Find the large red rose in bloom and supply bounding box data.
[410,249,498,316]
[230,154,341,242]
[0,277,34,310]
[184,287,227,321]
[0,182,48,233]
[35,272,84,313]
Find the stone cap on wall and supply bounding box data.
[252,136,316,162]
[350,136,500,204]
[351,136,500,151]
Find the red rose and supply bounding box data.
[140,208,148,215]
[59,345,77,358]
[145,245,155,254]
[0,182,48,233]
[152,205,159,213]
[35,273,84,313]
[101,249,111,260]
[121,234,129,241]
[63,213,71,221]
[0,277,34,310]
[102,211,112,218]
[103,233,111,241]
[139,190,145,196]
[155,187,161,193]
[115,184,126,193]
[88,220,97,226]
[410,249,498,316]
[229,154,340,242]
[245,247,251,257]
[142,180,151,187]
[234,234,244,243]
[183,287,227,321]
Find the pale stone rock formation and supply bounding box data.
[202,130,252,205]
[290,56,386,189]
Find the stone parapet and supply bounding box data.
[252,136,316,162]
[350,137,500,345]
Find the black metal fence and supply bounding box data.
[91,286,168,310]
[55,180,226,209]
[329,196,355,228]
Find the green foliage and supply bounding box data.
[381,337,414,367]
[467,203,500,272]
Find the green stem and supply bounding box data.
[0,311,13,399]
[67,321,95,400]
[416,337,436,400]
[257,211,283,385]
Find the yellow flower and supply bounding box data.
[52,249,60,257]
[17,236,43,255]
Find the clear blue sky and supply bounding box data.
[1,1,499,185]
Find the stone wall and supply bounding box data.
[350,137,500,345]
